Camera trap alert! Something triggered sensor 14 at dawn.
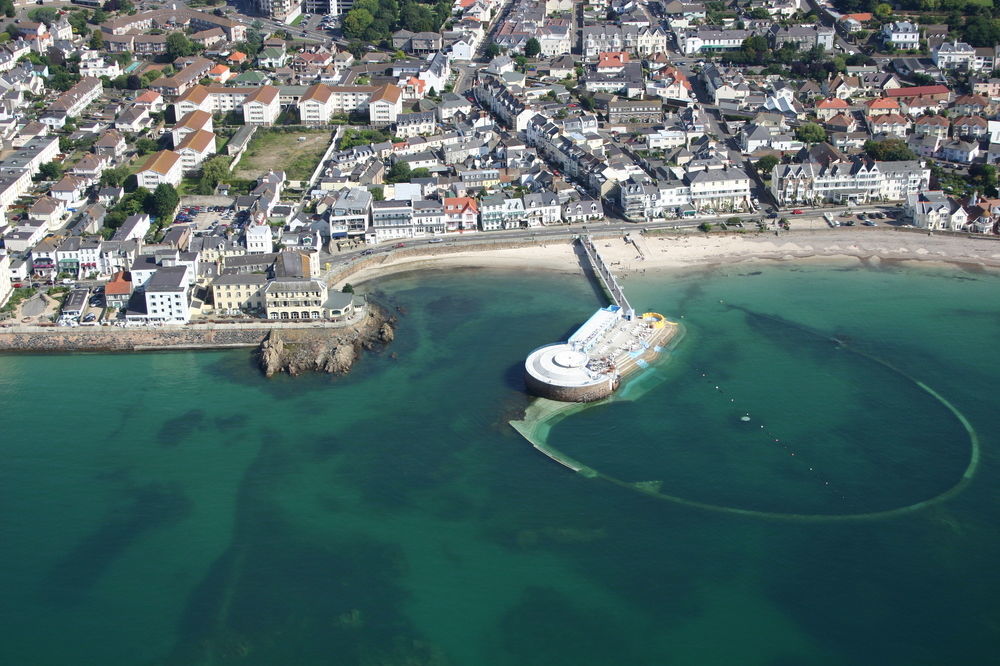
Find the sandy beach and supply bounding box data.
[342,229,1000,287]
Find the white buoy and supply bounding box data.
[740,416,751,422]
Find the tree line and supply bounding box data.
[342,0,452,44]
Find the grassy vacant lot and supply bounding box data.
[233,129,333,182]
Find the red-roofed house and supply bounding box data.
[865,96,900,117]
[952,95,990,116]
[885,85,951,101]
[597,51,630,73]
[815,97,849,121]
[914,114,950,139]
[104,271,133,308]
[227,51,247,65]
[208,64,232,84]
[868,113,910,138]
[824,113,857,133]
[951,115,989,139]
[444,196,479,231]
[134,90,164,112]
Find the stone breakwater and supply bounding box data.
[257,306,395,377]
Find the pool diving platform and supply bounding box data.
[522,236,676,403]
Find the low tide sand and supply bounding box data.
[344,229,1000,287]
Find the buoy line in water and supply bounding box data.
[700,370,848,502]
[514,308,981,523]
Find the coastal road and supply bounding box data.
[320,204,904,278]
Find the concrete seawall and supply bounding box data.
[0,321,363,353]
[0,327,274,353]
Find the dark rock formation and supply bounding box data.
[256,305,395,377]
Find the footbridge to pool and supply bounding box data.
[578,235,636,320]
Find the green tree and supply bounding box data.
[756,155,779,176]
[0,0,13,18]
[370,186,384,201]
[36,161,62,181]
[147,183,179,220]
[864,138,916,161]
[968,163,998,196]
[748,8,770,19]
[166,32,197,59]
[795,122,827,144]
[698,222,712,232]
[195,155,230,194]
[524,37,541,58]
[485,43,501,59]
[874,3,892,20]
[400,2,436,32]
[385,161,411,183]
[341,283,355,293]
[135,137,159,155]
[90,8,109,24]
[67,10,91,36]
[343,8,374,38]
[101,165,130,187]
[89,30,104,50]
[28,7,60,24]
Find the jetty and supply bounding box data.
[578,235,635,319]
[522,236,676,402]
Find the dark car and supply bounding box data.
[360,249,375,256]
[862,220,876,226]
[767,212,778,219]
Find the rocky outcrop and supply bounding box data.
[256,305,395,377]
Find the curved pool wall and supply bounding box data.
[510,317,982,524]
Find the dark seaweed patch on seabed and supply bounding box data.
[156,409,206,446]
[42,482,191,605]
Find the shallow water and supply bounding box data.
[0,262,997,665]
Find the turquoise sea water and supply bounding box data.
[1,262,998,665]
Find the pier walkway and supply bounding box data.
[578,235,635,319]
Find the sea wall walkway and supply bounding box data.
[0,310,369,353]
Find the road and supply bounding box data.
[474,0,518,61]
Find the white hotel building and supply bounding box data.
[771,158,930,206]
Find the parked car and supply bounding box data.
[792,209,804,214]
[393,242,405,248]
[428,238,444,243]
[862,220,877,226]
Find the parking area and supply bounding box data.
[175,205,234,233]
[828,210,895,228]
[57,286,109,326]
